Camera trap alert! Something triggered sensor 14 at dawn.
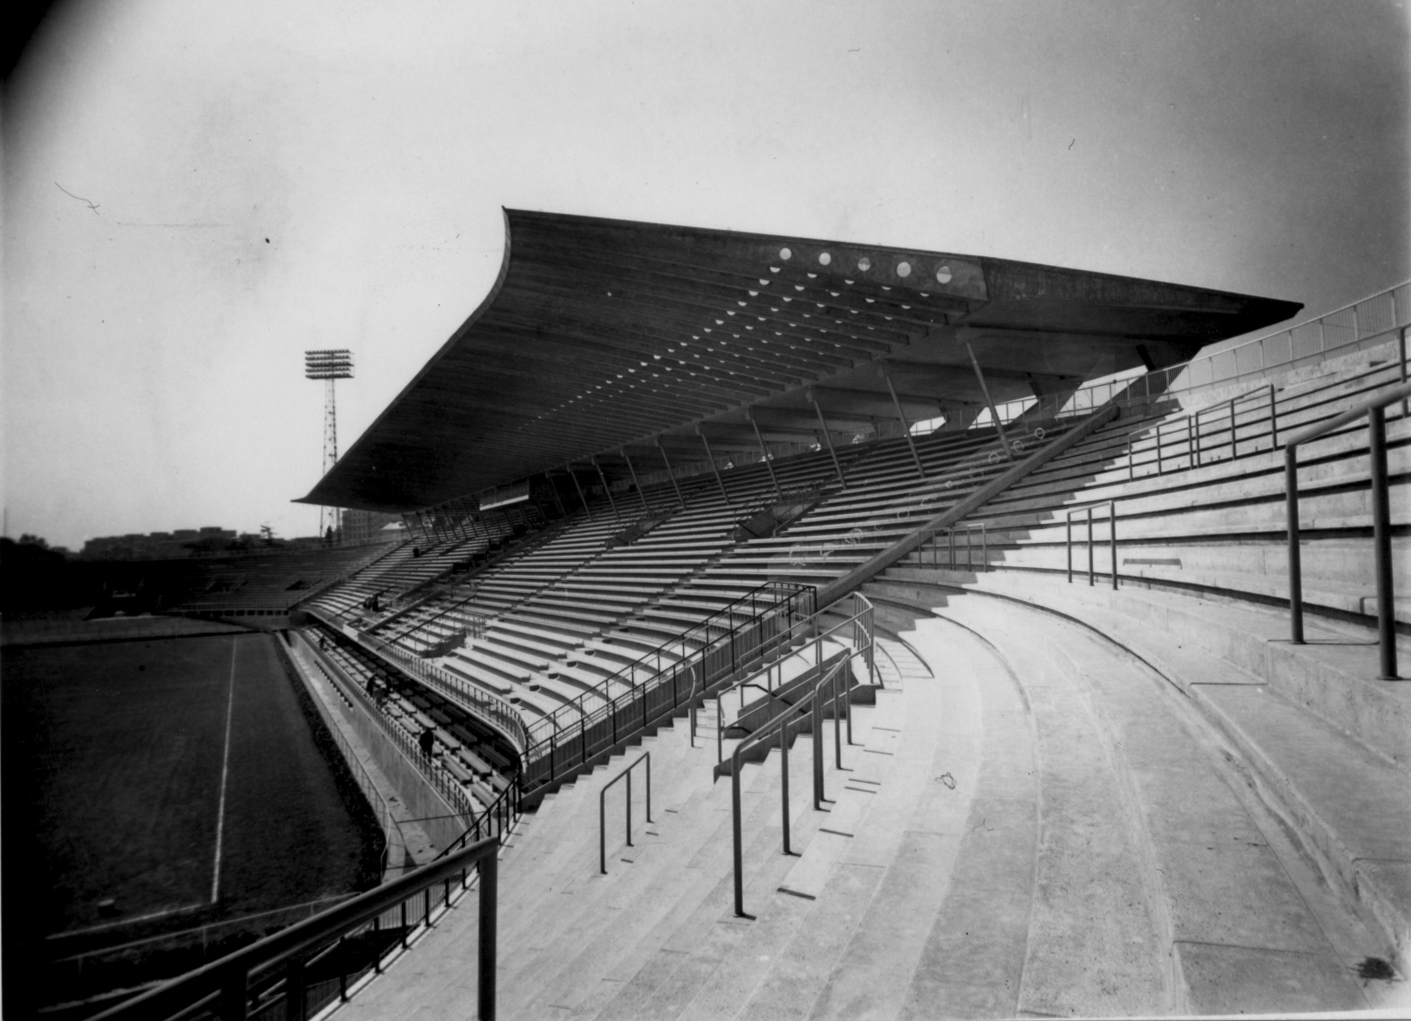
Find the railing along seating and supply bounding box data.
[90,837,501,1021]
[1285,380,1411,678]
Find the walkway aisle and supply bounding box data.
[925,596,1380,1015]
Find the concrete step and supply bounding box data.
[879,581,1401,1012]
[518,738,854,1019]
[878,567,1411,772]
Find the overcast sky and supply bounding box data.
[4,0,1408,550]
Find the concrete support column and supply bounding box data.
[882,372,926,478]
[657,439,686,509]
[699,430,733,507]
[808,392,847,489]
[593,457,622,520]
[622,448,649,512]
[748,412,782,499]
[568,465,594,520]
[963,339,1015,460]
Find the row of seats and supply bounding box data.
[336,418,1067,729]
[307,526,502,622]
[314,343,1403,746]
[171,542,397,610]
[937,355,1409,622]
[307,623,517,814]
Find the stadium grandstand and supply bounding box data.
[86,211,1407,1019]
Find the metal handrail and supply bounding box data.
[304,630,482,824]
[350,625,528,753]
[90,836,501,1021]
[1284,380,1410,678]
[915,521,988,571]
[728,651,855,918]
[1065,500,1118,590]
[436,770,524,865]
[524,583,816,791]
[1127,382,1279,479]
[524,581,809,746]
[600,752,651,874]
[271,635,400,877]
[714,592,875,766]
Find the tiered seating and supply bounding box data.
[171,543,395,611]
[293,317,1411,1019]
[324,412,1101,727]
[940,356,1409,622]
[306,623,516,811]
[644,417,1071,623]
[308,534,475,621]
[377,451,820,715]
[329,581,1401,1017]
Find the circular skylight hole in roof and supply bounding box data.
[935,265,953,284]
[779,247,792,260]
[818,252,832,266]
[896,261,912,278]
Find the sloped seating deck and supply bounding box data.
[171,542,396,610]
[286,339,1411,1020]
[355,417,1079,721]
[947,357,1409,624]
[306,622,516,809]
[328,567,1407,1019]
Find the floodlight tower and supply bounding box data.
[305,349,354,542]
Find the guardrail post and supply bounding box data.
[1109,502,1118,591]
[284,957,306,1021]
[832,661,843,768]
[1066,514,1073,584]
[1400,326,1409,418]
[1368,407,1399,679]
[813,684,825,810]
[732,762,745,916]
[1268,383,1279,449]
[1286,447,1304,644]
[479,851,498,1021]
[780,718,792,854]
[220,966,247,1021]
[1087,506,1095,586]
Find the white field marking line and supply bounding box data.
[211,637,239,904]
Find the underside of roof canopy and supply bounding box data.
[297,210,1301,513]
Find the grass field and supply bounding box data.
[7,631,381,937]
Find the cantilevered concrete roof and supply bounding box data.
[299,210,1300,512]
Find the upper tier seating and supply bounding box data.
[313,416,1091,725]
[926,356,1409,624]
[171,542,396,611]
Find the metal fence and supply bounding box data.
[303,632,483,827]
[90,838,502,1021]
[521,582,817,792]
[983,281,1411,427]
[273,634,404,878]
[345,622,529,753]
